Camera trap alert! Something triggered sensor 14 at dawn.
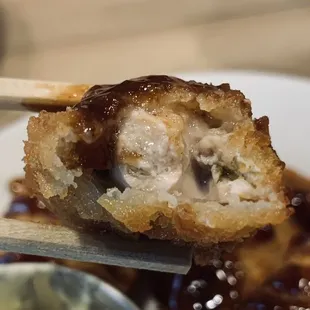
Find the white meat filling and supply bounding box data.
[116,108,183,191]
[107,108,265,207]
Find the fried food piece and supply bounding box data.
[24,75,291,247]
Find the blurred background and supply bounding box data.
[0,0,310,121]
[1,2,310,309]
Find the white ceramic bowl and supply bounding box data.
[0,262,140,310]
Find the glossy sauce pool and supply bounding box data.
[3,176,310,310]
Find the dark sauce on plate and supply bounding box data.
[3,176,310,309]
[152,188,310,310]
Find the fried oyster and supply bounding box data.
[24,75,291,247]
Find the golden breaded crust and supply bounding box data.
[24,110,82,199]
[24,75,291,258]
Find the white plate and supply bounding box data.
[1,70,310,214]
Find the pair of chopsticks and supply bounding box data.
[0,77,193,274]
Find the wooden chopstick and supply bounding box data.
[0,218,193,274]
[0,77,91,111]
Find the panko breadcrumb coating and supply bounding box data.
[24,75,291,253]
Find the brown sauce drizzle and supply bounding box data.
[3,170,310,309]
[70,75,242,171]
